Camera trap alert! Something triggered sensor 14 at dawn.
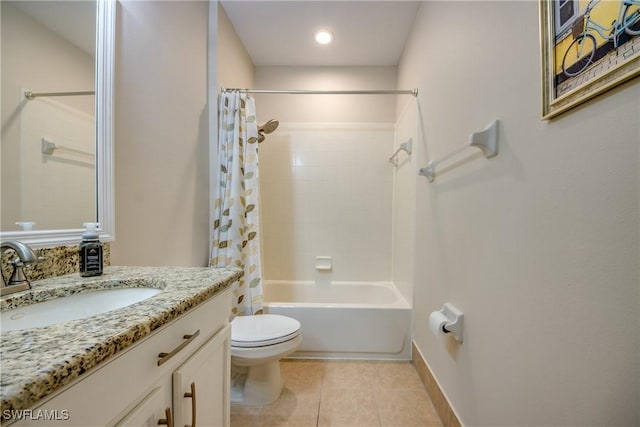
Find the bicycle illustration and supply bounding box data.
[562,0,640,77]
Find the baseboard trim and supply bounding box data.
[412,342,462,427]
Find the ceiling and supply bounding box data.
[220,1,421,67]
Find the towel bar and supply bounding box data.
[418,120,498,182]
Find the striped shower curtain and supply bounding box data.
[210,92,263,315]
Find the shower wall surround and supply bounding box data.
[391,99,419,306]
[259,123,394,281]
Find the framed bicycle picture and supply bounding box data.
[540,0,640,119]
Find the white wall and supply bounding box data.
[254,66,397,122]
[217,4,254,90]
[398,2,639,425]
[112,1,209,266]
[254,67,397,282]
[112,0,254,267]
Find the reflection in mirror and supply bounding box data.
[1,1,96,231]
[0,0,114,247]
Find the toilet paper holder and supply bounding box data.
[436,303,464,342]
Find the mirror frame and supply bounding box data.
[0,0,115,248]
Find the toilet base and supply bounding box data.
[231,360,283,406]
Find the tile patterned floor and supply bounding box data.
[231,360,443,427]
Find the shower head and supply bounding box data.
[259,119,279,134]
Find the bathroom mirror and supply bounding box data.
[0,0,114,247]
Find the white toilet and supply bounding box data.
[230,314,301,406]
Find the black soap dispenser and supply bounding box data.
[80,222,103,277]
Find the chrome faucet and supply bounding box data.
[1,241,41,296]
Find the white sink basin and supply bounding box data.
[1,288,162,332]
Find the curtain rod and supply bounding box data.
[222,88,418,97]
[25,90,95,100]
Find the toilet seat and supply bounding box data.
[231,314,301,348]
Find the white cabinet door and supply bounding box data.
[113,385,172,427]
[172,325,231,427]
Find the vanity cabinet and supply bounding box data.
[116,326,231,427]
[10,289,232,427]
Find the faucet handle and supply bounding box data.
[11,256,43,267]
[1,240,39,294]
[7,261,30,286]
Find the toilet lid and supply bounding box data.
[231,314,301,348]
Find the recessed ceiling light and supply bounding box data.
[314,30,333,45]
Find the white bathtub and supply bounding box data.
[262,280,412,360]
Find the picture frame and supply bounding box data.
[540,0,640,119]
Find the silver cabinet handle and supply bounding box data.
[157,330,200,367]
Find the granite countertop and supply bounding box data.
[0,266,242,419]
